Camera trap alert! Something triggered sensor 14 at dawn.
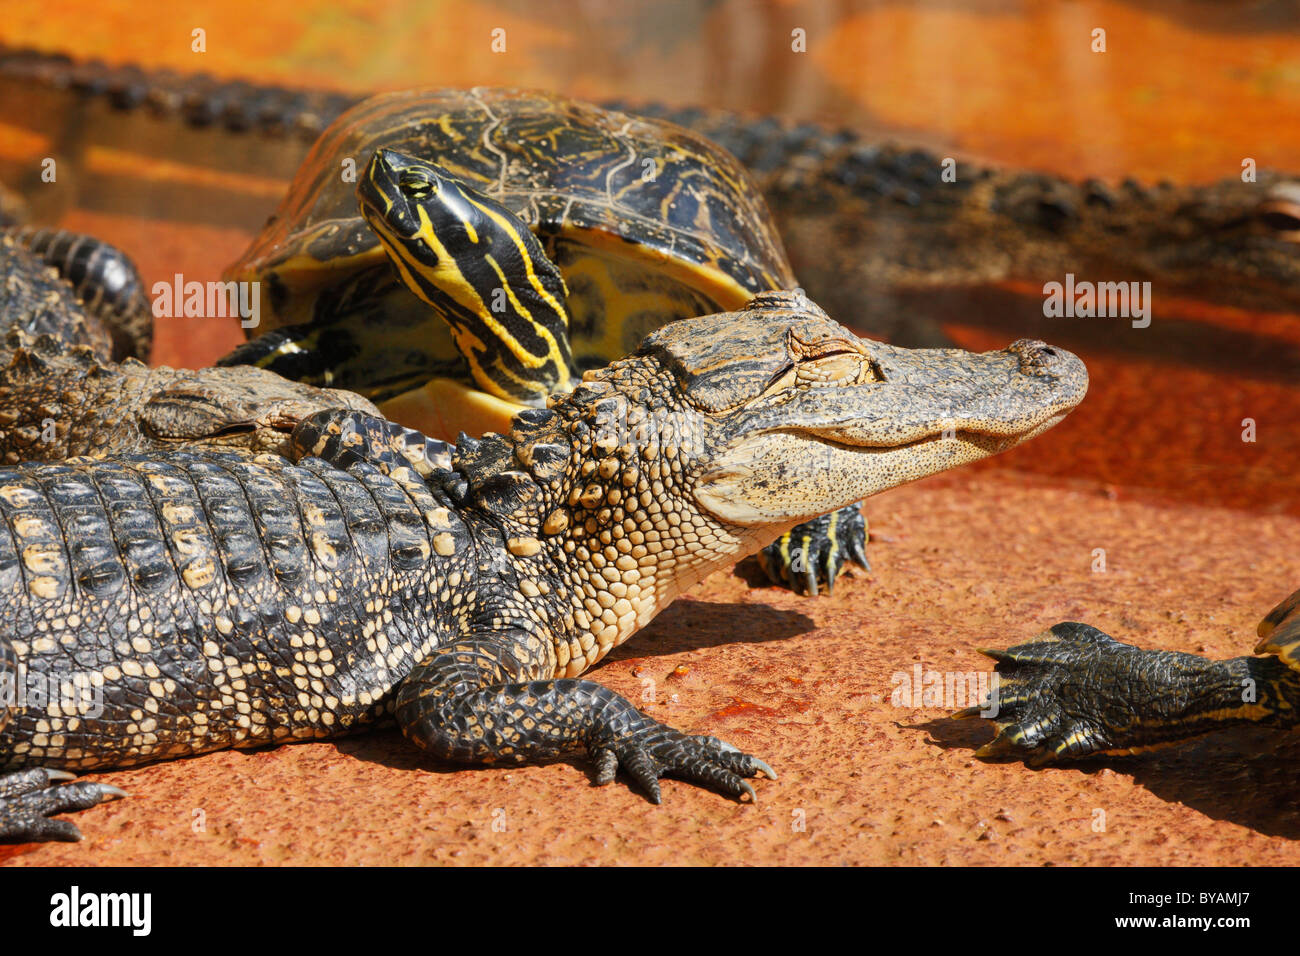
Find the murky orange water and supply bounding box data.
[2,0,1294,517]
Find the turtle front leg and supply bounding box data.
[394,630,776,803]
[217,321,344,387]
[759,504,868,595]
[0,640,125,843]
[955,622,1300,764]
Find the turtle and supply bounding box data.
[955,585,1300,763]
[219,87,867,594]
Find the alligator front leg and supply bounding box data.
[394,631,776,803]
[0,769,126,843]
[0,641,125,843]
[759,504,868,595]
[291,407,454,479]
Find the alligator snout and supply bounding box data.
[1007,338,1073,374]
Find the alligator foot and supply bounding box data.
[398,641,779,805]
[0,768,126,843]
[291,408,453,477]
[759,504,868,595]
[590,715,777,804]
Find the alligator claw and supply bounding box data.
[759,504,868,596]
[590,725,774,803]
[0,769,126,843]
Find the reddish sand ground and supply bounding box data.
[1,0,1298,865]
[4,473,1299,866]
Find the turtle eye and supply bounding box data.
[399,170,437,200]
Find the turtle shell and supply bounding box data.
[1257,586,1300,671]
[226,87,796,397]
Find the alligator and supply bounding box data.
[0,291,1088,842]
[2,45,1297,346]
[0,328,382,464]
[2,224,154,362]
[0,232,121,362]
[0,187,153,362]
[0,232,382,465]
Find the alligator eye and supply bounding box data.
[399,170,437,200]
[1260,207,1300,234]
[1258,184,1300,238]
[795,351,879,387]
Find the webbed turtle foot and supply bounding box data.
[759,504,868,596]
[0,768,126,843]
[217,322,329,382]
[953,622,1137,765]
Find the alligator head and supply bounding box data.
[991,170,1300,311]
[138,364,382,456]
[453,289,1088,670]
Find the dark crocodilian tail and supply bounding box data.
[356,147,577,406]
[4,226,152,361]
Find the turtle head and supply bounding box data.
[357,147,575,405]
[358,148,476,265]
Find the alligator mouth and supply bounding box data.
[144,421,254,441]
[696,406,1077,527]
[802,407,1074,454]
[146,419,299,443]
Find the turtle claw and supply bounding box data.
[0,769,126,843]
[759,504,868,596]
[960,623,1131,764]
[590,723,775,803]
[847,532,870,574]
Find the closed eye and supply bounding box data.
[761,351,881,398]
[795,351,880,387]
[1260,208,1300,234]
